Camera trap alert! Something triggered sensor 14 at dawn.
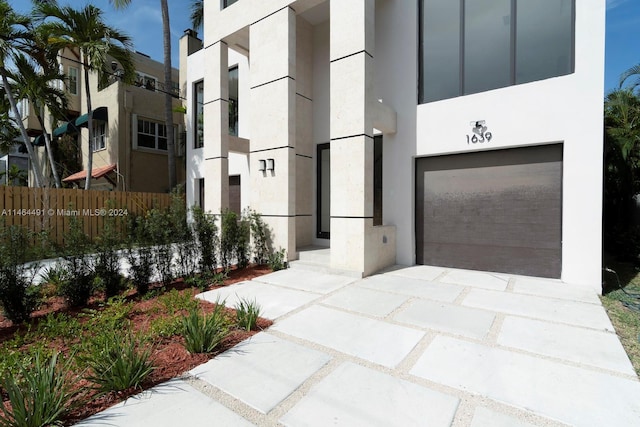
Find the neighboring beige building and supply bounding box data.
[22,48,185,193]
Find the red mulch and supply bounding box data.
[0,264,273,426]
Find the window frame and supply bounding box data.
[228,65,239,137]
[68,66,79,96]
[194,80,204,149]
[133,115,176,153]
[418,0,575,104]
[91,121,107,152]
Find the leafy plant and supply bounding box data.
[192,206,218,273]
[127,216,154,296]
[268,248,287,272]
[170,189,198,278]
[158,289,198,315]
[82,296,132,334]
[94,212,125,299]
[181,303,229,354]
[146,208,174,287]
[59,217,94,307]
[0,224,41,323]
[220,209,238,271]
[0,351,76,427]
[245,208,272,265]
[234,297,261,331]
[236,217,251,269]
[81,330,154,394]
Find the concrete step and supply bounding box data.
[288,260,363,279]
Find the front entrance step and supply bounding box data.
[288,260,363,279]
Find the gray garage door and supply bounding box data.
[416,144,562,278]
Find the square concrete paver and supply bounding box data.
[394,299,496,339]
[439,270,509,291]
[273,305,424,368]
[321,286,409,317]
[470,407,540,427]
[190,333,331,414]
[280,362,459,427]
[197,281,321,319]
[253,269,357,293]
[462,288,614,331]
[411,336,640,426]
[358,274,463,302]
[512,277,601,305]
[74,379,255,427]
[384,265,446,282]
[498,316,635,375]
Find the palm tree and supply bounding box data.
[620,63,640,93]
[35,2,135,190]
[0,0,45,187]
[110,0,177,190]
[191,0,203,30]
[10,54,67,188]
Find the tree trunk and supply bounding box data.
[34,106,61,188]
[161,0,176,191]
[1,70,44,187]
[83,61,93,190]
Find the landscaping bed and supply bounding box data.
[0,264,273,426]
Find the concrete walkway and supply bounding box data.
[76,265,640,426]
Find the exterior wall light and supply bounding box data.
[258,159,266,171]
[267,158,275,171]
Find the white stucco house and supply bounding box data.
[182,0,605,291]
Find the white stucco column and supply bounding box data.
[203,41,229,214]
[330,0,395,275]
[249,7,297,259]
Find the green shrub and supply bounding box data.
[268,248,287,272]
[0,225,41,324]
[59,217,94,307]
[181,303,229,354]
[192,206,218,273]
[245,209,272,265]
[127,216,154,296]
[146,209,174,287]
[94,214,125,299]
[236,217,251,269]
[0,351,76,427]
[220,209,238,271]
[81,331,154,394]
[158,289,198,315]
[234,297,261,331]
[82,296,132,333]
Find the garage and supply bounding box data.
[415,144,563,278]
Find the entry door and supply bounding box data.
[317,143,330,239]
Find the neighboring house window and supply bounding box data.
[92,122,106,152]
[19,99,29,118]
[419,0,574,103]
[194,80,204,148]
[68,66,79,95]
[223,0,238,9]
[135,72,157,91]
[137,118,168,151]
[229,66,238,136]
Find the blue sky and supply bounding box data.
[8,0,640,95]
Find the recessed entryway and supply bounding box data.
[415,144,563,278]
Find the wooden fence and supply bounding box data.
[0,187,175,245]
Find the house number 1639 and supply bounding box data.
[466,121,492,144]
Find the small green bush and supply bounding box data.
[268,248,287,272]
[0,351,76,427]
[192,206,218,273]
[127,216,154,296]
[81,331,154,394]
[245,208,272,265]
[59,217,94,307]
[234,297,261,331]
[181,303,229,354]
[94,215,126,299]
[0,225,41,324]
[158,289,198,315]
[220,209,238,271]
[146,209,174,287]
[236,217,251,269]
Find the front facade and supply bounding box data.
[184,0,605,291]
[23,49,184,192]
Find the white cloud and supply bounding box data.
[607,0,629,10]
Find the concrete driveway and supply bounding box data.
[76,265,640,426]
